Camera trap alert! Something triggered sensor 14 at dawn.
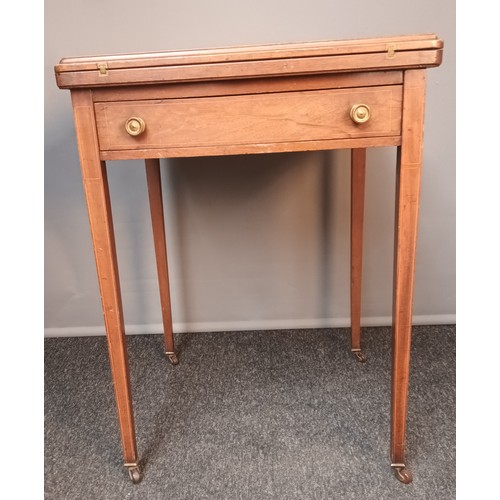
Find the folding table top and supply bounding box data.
[55,33,443,89]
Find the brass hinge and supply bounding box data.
[97,62,108,76]
[386,44,396,58]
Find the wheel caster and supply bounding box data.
[166,352,179,365]
[127,465,143,484]
[393,466,413,484]
[352,350,367,363]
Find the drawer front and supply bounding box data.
[95,85,402,152]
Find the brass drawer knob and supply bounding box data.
[125,117,146,136]
[350,104,371,124]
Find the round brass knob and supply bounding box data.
[125,117,146,136]
[350,104,371,124]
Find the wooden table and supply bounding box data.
[55,34,443,485]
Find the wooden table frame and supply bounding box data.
[55,34,443,485]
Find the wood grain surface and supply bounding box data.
[60,34,443,481]
[95,86,402,153]
[71,89,138,466]
[391,69,427,467]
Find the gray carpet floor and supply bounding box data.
[44,326,455,499]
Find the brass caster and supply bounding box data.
[166,352,179,365]
[393,466,413,484]
[352,350,367,363]
[127,465,143,484]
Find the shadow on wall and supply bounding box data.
[164,150,360,326]
[45,139,397,331]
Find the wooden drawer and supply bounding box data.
[95,85,402,153]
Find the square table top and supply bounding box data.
[55,33,443,89]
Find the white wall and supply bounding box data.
[44,0,455,336]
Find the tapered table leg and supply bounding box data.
[71,90,141,483]
[390,69,427,484]
[350,148,367,363]
[145,158,178,365]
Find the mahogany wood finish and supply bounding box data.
[350,148,367,361]
[56,34,442,74]
[145,159,176,360]
[91,71,403,103]
[95,86,402,153]
[55,34,443,485]
[55,34,442,88]
[100,135,402,161]
[391,69,427,476]
[70,89,138,469]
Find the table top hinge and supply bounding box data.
[97,62,109,76]
[386,44,396,58]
